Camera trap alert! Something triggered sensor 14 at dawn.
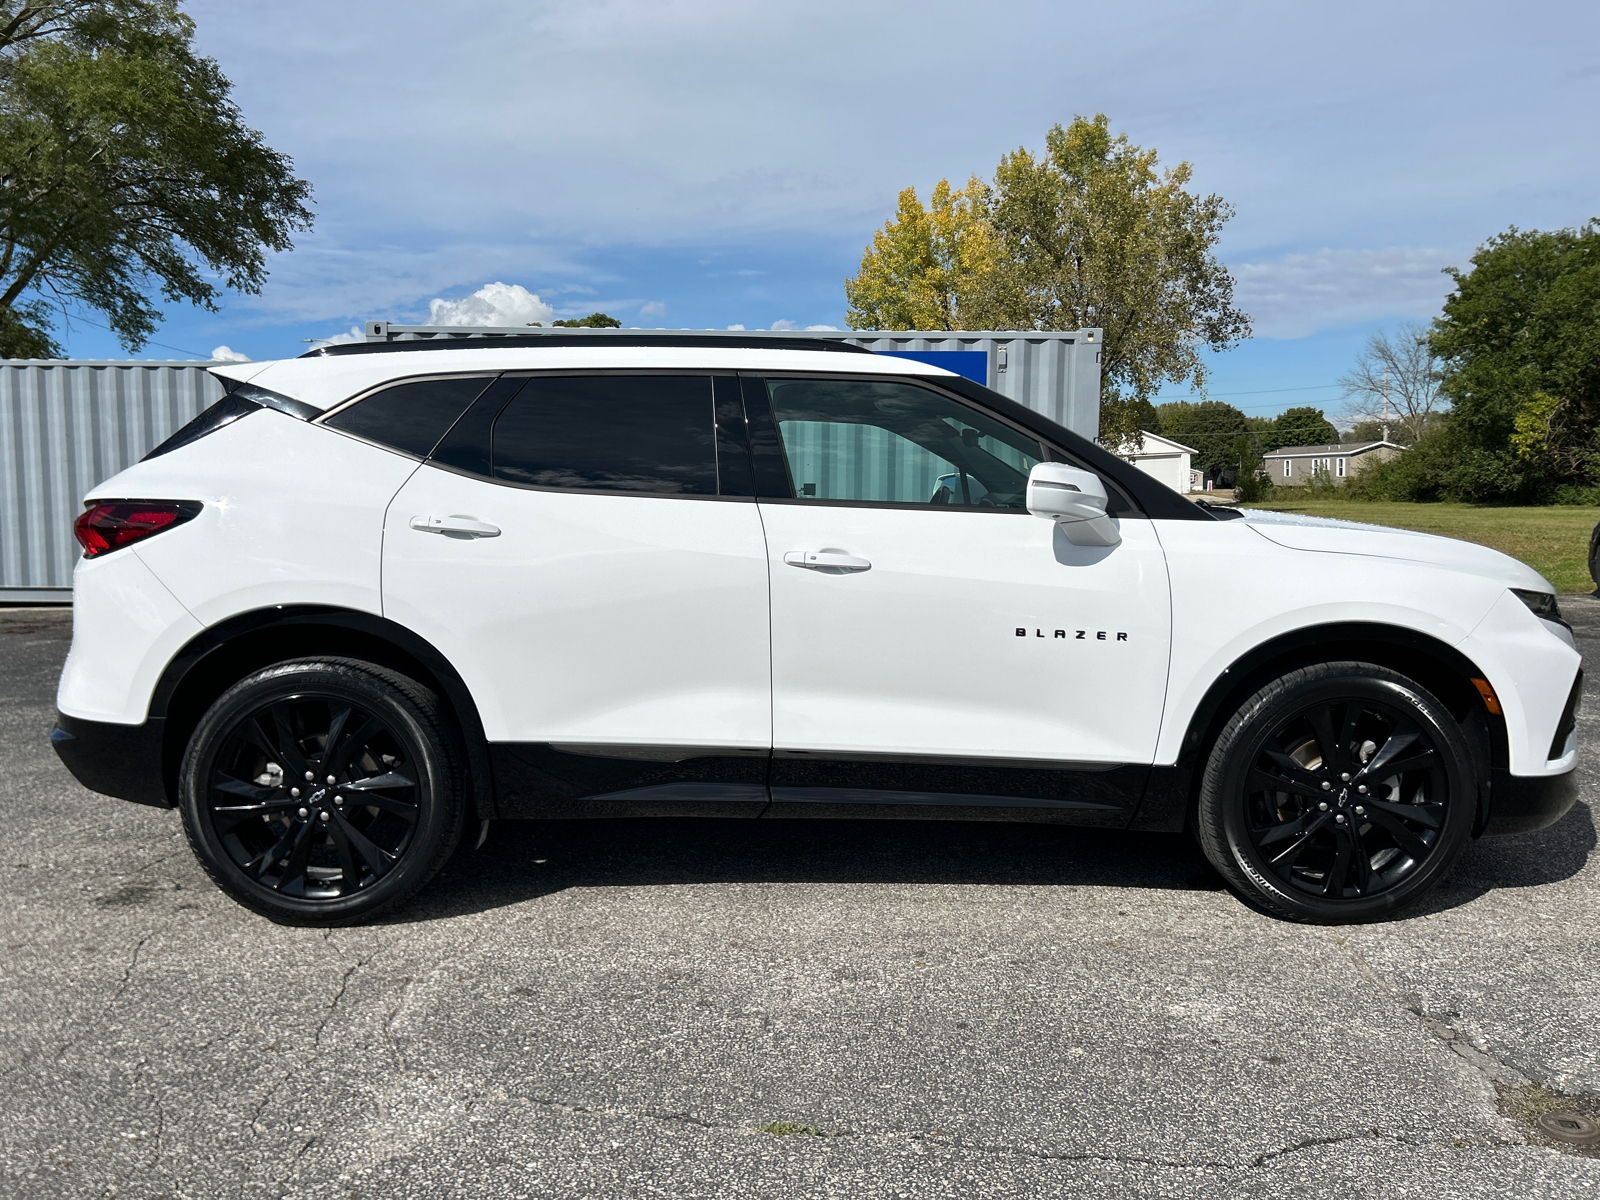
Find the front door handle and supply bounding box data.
[410,515,501,538]
[783,550,871,572]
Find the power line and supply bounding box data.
[1151,382,1345,401]
[56,311,212,359]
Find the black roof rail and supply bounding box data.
[300,332,877,359]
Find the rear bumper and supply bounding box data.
[1480,765,1579,837]
[50,710,170,808]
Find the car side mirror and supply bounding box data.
[1026,462,1121,547]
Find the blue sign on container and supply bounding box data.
[874,349,988,384]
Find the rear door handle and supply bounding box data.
[410,515,501,538]
[783,550,871,572]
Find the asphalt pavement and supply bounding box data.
[3,602,1599,1199]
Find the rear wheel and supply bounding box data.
[1196,661,1474,924]
[178,658,466,924]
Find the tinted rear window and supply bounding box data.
[324,376,493,459]
[491,376,717,495]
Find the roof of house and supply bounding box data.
[1263,440,1404,458]
[1118,431,1197,456]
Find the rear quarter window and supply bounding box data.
[323,376,495,459]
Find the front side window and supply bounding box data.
[491,375,717,495]
[1337,457,1347,477]
[761,378,1043,509]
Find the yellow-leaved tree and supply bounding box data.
[843,176,1003,332]
[844,115,1251,449]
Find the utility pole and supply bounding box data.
[1381,366,1390,443]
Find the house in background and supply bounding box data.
[1116,431,1198,494]
[1262,440,1405,486]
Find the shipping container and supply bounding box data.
[2,326,1102,602]
[0,361,224,602]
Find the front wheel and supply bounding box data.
[178,658,466,924]
[1196,661,1475,924]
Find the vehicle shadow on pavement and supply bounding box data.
[393,818,1231,925]
[395,799,1599,926]
[1407,799,1597,918]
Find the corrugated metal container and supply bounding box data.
[363,323,1104,441]
[0,360,223,602]
[1,327,1101,604]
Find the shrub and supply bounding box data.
[1233,471,1273,503]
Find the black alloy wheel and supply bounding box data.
[180,659,466,924]
[1197,661,1475,923]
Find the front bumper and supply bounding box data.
[1480,765,1579,837]
[51,710,170,808]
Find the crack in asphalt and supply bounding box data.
[451,1093,1434,1173]
[249,949,382,1140]
[53,935,151,1063]
[1342,939,1532,1092]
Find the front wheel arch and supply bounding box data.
[1152,624,1503,837]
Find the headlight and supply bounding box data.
[1512,588,1573,644]
[1510,588,1561,620]
[1512,588,1562,621]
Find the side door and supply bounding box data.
[380,372,772,817]
[746,374,1172,822]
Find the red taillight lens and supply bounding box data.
[73,501,199,558]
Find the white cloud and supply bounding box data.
[427,282,554,328]
[639,300,666,317]
[209,345,251,362]
[1231,247,1458,339]
[725,324,746,331]
[769,320,840,331]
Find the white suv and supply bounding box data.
[51,334,1582,925]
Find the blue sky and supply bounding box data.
[53,0,1600,422]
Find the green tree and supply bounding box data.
[977,116,1251,409]
[1430,220,1600,496]
[1156,399,1250,480]
[551,312,622,328]
[0,1,313,357]
[1271,406,1339,449]
[844,176,1001,332]
[844,115,1251,451]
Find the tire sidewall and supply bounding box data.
[179,661,459,924]
[1203,668,1475,923]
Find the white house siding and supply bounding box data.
[1116,432,1196,494]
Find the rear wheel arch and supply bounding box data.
[152,606,495,821]
[1167,622,1505,835]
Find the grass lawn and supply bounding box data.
[1238,500,1599,594]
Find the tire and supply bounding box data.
[178,657,467,924]
[1195,661,1475,924]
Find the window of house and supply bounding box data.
[490,375,718,495]
[1337,457,1347,478]
[761,378,1044,509]
[1283,459,1292,478]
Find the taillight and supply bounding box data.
[73,501,201,558]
